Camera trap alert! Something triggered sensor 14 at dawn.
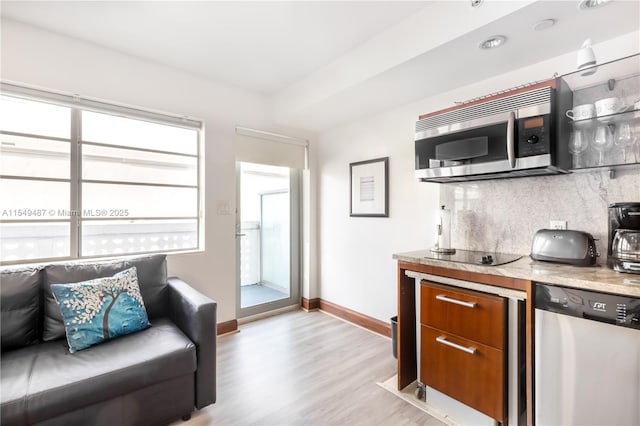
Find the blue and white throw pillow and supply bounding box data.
[51,267,151,353]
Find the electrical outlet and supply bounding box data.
[550,220,567,230]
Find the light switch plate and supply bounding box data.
[550,220,567,230]
[216,200,231,215]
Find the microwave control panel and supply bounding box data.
[518,115,551,157]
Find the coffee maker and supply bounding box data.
[608,202,640,274]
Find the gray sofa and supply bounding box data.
[0,254,216,426]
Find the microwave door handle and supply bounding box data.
[507,111,516,169]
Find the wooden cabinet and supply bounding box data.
[396,260,533,426]
[421,282,506,349]
[420,281,507,422]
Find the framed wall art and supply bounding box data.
[349,157,388,217]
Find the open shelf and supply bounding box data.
[557,54,640,171]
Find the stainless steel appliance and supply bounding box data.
[530,229,598,266]
[535,283,640,425]
[414,80,571,182]
[608,202,640,274]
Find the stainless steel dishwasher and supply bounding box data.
[535,282,640,426]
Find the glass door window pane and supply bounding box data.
[82,144,197,186]
[82,183,197,218]
[239,162,293,311]
[260,191,290,297]
[1,134,70,179]
[0,222,70,262]
[81,219,197,256]
[0,96,71,138]
[82,111,198,155]
[0,180,70,221]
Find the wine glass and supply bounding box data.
[568,129,589,168]
[614,122,635,163]
[592,125,613,165]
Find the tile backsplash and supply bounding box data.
[440,167,640,259]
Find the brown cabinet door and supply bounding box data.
[421,325,505,422]
[421,281,506,350]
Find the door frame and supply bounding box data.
[236,163,301,318]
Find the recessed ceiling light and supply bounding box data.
[479,35,506,50]
[579,0,612,10]
[533,19,556,31]
[470,0,483,8]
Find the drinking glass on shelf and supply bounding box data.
[568,129,589,168]
[592,125,613,165]
[614,122,635,163]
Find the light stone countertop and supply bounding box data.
[393,249,640,298]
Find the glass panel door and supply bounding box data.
[260,191,290,301]
[236,162,299,317]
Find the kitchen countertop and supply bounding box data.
[393,249,640,298]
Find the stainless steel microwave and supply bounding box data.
[415,80,570,183]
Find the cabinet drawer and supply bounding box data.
[420,281,506,350]
[420,325,505,422]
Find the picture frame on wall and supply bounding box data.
[349,157,389,217]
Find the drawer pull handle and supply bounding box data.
[436,336,476,354]
[435,294,477,308]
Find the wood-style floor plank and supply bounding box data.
[178,309,444,425]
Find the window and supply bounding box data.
[0,85,203,264]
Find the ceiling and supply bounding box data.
[0,1,429,95]
[2,1,639,131]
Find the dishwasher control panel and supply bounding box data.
[535,283,640,330]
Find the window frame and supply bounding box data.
[0,83,204,265]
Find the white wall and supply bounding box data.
[316,31,640,323]
[0,19,274,323]
[317,108,439,323]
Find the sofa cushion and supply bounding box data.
[51,267,151,353]
[121,254,169,318]
[43,254,168,341]
[0,348,37,425]
[0,267,41,351]
[0,318,196,425]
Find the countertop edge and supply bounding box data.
[393,251,640,297]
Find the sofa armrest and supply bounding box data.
[167,277,217,409]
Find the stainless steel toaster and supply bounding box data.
[530,229,599,266]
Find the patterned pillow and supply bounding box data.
[50,267,151,353]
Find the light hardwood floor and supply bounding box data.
[178,309,444,426]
